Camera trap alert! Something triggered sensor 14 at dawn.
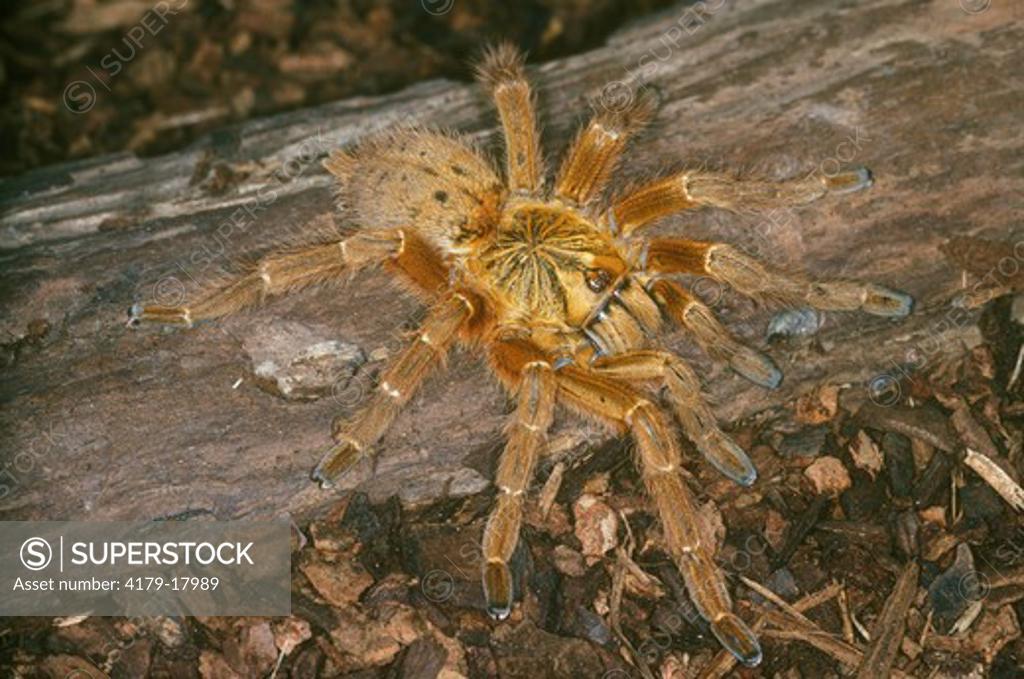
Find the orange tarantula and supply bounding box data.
[131,43,912,665]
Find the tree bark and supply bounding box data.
[1,0,1020,521]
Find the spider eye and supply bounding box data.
[585,268,612,293]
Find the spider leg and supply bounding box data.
[480,353,556,618]
[608,167,873,236]
[648,278,782,389]
[311,291,476,484]
[476,43,544,195]
[589,350,757,487]
[557,366,762,666]
[129,228,447,326]
[554,87,659,207]
[645,238,913,317]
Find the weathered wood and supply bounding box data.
[1,0,1021,521]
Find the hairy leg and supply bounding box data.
[556,366,762,666]
[475,43,544,195]
[608,167,873,236]
[130,228,448,326]
[589,351,757,487]
[648,278,781,388]
[480,356,556,618]
[554,87,658,207]
[645,238,913,317]
[311,292,476,484]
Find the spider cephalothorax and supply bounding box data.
[476,202,629,326]
[131,43,912,666]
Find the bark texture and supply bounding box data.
[1,0,1021,521]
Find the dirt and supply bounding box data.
[0,0,672,177]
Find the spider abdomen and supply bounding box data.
[325,129,505,250]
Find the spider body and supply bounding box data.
[131,43,913,667]
[476,201,626,327]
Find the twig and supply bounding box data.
[837,583,855,644]
[757,607,914,679]
[739,575,815,628]
[1008,343,1024,391]
[855,560,919,679]
[697,581,842,679]
[608,515,657,679]
[963,447,1024,512]
[537,461,565,519]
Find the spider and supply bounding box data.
[130,43,912,666]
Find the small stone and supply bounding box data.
[27,318,50,339]
[148,616,186,648]
[804,456,852,496]
[244,320,365,401]
[767,307,821,339]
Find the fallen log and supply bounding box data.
[1,0,1019,521]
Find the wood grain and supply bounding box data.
[1,0,1021,521]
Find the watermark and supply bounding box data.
[959,0,992,14]
[62,0,189,114]
[421,568,456,603]
[864,238,1024,406]
[421,0,455,15]
[1,419,107,504]
[1,521,290,616]
[688,126,873,314]
[627,531,769,671]
[598,0,727,114]
[136,127,332,322]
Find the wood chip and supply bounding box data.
[950,397,1002,460]
[795,384,840,424]
[963,447,1024,512]
[849,430,884,479]
[855,560,920,679]
[804,456,852,496]
[697,582,842,679]
[573,494,619,563]
[538,461,565,519]
[758,607,914,679]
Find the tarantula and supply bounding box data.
[131,43,912,666]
